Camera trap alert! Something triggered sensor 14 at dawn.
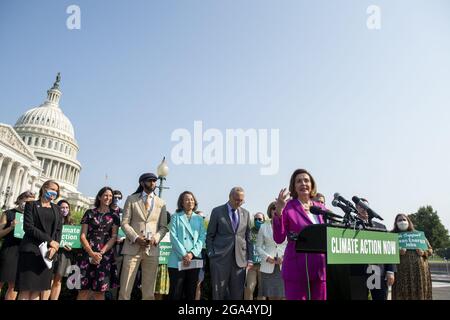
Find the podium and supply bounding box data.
[295,224,399,300]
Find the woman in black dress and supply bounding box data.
[49,199,74,300]
[0,191,35,300]
[77,187,120,300]
[15,180,62,300]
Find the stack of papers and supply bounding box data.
[178,259,203,271]
[39,242,53,269]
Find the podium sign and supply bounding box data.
[326,227,399,264]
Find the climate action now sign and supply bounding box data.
[398,231,428,250]
[60,225,82,248]
[327,227,400,264]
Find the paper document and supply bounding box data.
[178,259,203,271]
[39,242,53,269]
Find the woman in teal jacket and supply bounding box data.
[168,191,206,300]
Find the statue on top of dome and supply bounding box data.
[52,72,61,89]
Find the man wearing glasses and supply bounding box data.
[206,187,254,300]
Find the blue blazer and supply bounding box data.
[168,211,206,269]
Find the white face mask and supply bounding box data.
[397,221,409,231]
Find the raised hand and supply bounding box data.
[275,188,290,216]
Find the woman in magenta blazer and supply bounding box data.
[272,169,327,300]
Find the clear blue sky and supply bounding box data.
[1,0,450,230]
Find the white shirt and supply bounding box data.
[307,211,320,224]
[298,200,320,224]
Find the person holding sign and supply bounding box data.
[15,180,62,300]
[273,169,327,300]
[119,173,169,300]
[49,199,75,300]
[77,187,120,300]
[167,191,206,300]
[391,214,433,300]
[0,191,35,300]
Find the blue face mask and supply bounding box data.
[254,220,264,230]
[44,190,57,201]
[113,198,122,206]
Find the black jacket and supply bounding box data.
[19,200,62,255]
[370,220,397,274]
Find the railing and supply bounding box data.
[429,257,449,275]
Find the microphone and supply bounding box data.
[334,193,357,211]
[310,206,343,220]
[352,196,384,221]
[332,199,357,214]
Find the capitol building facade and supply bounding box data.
[0,74,93,211]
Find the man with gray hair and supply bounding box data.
[206,187,254,300]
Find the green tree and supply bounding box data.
[71,209,84,224]
[409,206,450,249]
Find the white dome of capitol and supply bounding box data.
[13,73,75,140]
[14,104,75,138]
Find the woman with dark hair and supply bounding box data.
[0,190,35,300]
[15,180,62,300]
[272,169,327,300]
[391,214,433,300]
[167,191,206,300]
[77,187,120,300]
[49,199,74,300]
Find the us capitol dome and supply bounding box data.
[0,73,93,211]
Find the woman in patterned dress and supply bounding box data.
[391,214,433,300]
[77,187,120,300]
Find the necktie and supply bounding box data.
[145,194,153,212]
[231,208,238,231]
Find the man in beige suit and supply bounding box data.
[119,173,169,300]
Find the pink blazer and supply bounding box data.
[273,199,327,283]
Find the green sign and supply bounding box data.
[159,242,172,265]
[118,228,126,239]
[398,231,428,250]
[327,227,400,264]
[60,225,81,249]
[13,212,25,239]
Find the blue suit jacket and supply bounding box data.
[168,211,206,269]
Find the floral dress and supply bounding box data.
[77,208,120,292]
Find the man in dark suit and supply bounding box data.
[327,198,396,300]
[206,187,253,300]
[355,198,396,300]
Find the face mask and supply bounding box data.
[254,220,264,230]
[397,221,409,231]
[113,198,122,206]
[44,190,57,201]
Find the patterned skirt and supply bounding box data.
[154,264,170,295]
[392,251,432,300]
